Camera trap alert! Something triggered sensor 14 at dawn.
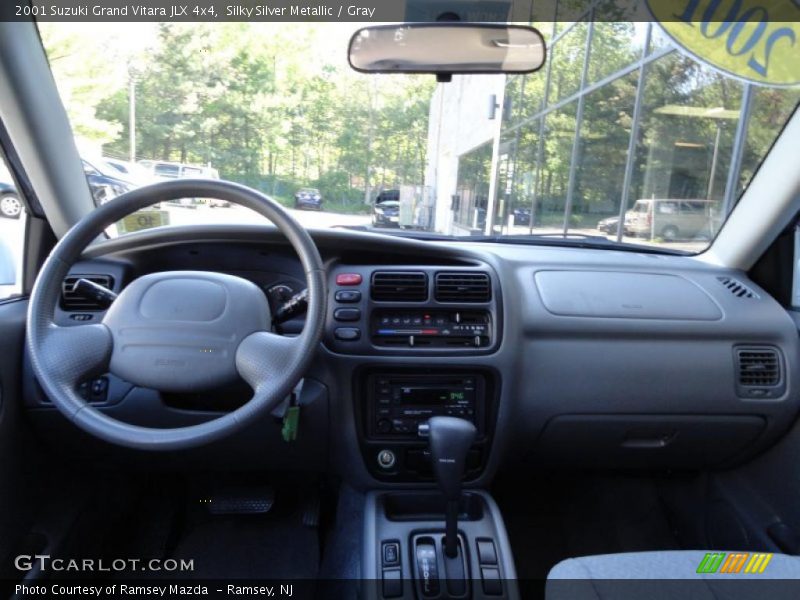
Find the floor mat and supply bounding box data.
[171,514,319,579]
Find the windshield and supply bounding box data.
[40,18,798,253]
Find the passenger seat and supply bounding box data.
[546,550,800,600]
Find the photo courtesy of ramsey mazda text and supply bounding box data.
[0,0,799,599]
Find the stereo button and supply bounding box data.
[334,327,360,341]
[334,308,361,321]
[334,290,361,303]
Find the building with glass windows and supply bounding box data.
[424,4,799,252]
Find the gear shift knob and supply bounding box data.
[428,416,477,500]
[428,416,476,558]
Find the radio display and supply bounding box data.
[399,386,470,405]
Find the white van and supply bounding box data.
[137,161,222,207]
[626,199,720,241]
[138,160,219,181]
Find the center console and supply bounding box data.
[363,490,519,600]
[356,368,497,482]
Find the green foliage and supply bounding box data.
[44,23,435,198]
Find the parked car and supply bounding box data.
[137,160,220,207]
[372,199,400,227]
[294,187,323,210]
[103,158,153,184]
[512,207,531,226]
[81,156,141,208]
[138,160,220,181]
[0,181,22,219]
[626,199,719,241]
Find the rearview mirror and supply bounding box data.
[348,23,546,75]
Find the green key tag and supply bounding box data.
[282,405,300,442]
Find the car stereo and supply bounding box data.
[367,373,482,437]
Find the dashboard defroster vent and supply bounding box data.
[371,271,428,302]
[435,271,491,303]
[60,275,114,311]
[735,346,784,398]
[718,276,757,299]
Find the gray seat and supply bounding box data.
[546,550,800,600]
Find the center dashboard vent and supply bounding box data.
[435,271,491,303]
[60,275,114,311]
[371,271,428,302]
[735,346,784,398]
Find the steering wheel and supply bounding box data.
[26,180,327,450]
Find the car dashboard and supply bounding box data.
[22,224,800,486]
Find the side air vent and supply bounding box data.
[718,276,757,299]
[371,271,428,302]
[60,275,114,311]
[435,272,491,303]
[735,346,784,398]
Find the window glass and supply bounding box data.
[496,119,541,233]
[648,22,673,54]
[154,164,180,178]
[505,75,524,124]
[589,22,647,84]
[453,142,493,232]
[567,71,638,235]
[737,86,800,201]
[0,158,26,300]
[37,20,797,253]
[538,101,578,231]
[626,52,744,243]
[549,22,588,103]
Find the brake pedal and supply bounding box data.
[207,485,275,515]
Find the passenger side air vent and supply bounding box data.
[60,275,114,311]
[718,276,757,299]
[371,271,428,302]
[435,272,491,303]
[735,346,784,398]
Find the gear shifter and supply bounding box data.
[427,416,477,558]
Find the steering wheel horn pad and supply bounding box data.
[103,271,270,393]
[26,179,326,450]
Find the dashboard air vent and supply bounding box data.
[736,347,781,388]
[435,272,491,302]
[371,271,428,302]
[718,276,757,299]
[60,275,114,311]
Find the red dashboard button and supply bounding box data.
[336,273,362,286]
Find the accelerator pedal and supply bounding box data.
[207,485,275,515]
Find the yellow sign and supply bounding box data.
[118,210,170,234]
[648,0,800,87]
